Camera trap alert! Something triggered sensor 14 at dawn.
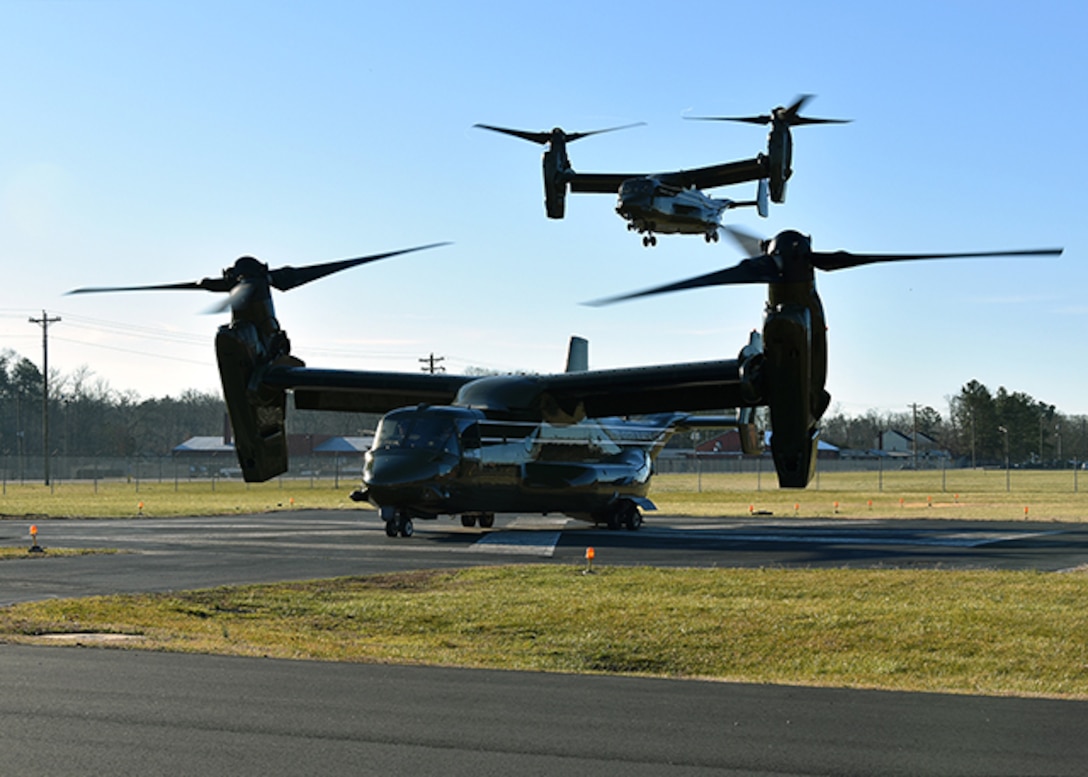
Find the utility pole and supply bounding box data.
[29,311,61,485]
[911,403,918,471]
[419,353,445,374]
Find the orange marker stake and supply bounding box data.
[584,546,596,575]
[28,524,42,554]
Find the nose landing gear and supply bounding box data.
[383,509,414,538]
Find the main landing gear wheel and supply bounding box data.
[642,235,657,247]
[385,512,414,538]
[604,500,643,531]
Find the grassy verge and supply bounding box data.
[0,546,118,560]
[652,470,1088,521]
[0,479,369,519]
[0,470,1085,521]
[3,565,1087,698]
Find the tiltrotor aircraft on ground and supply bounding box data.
[475,95,847,246]
[69,233,1060,538]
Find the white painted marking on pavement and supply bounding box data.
[466,531,561,557]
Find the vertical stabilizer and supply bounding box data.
[565,336,589,372]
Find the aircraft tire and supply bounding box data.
[384,521,399,538]
[399,518,414,538]
[461,515,477,528]
[624,508,642,531]
[478,513,495,529]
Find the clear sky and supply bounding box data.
[1,1,1084,419]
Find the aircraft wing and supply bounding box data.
[443,358,756,422]
[262,366,475,413]
[567,156,768,194]
[261,358,757,420]
[567,172,643,194]
[539,357,753,419]
[655,156,768,191]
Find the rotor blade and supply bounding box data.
[202,282,255,315]
[685,114,770,125]
[687,95,849,126]
[474,122,644,145]
[721,225,766,258]
[66,277,233,295]
[563,122,645,142]
[780,94,813,121]
[812,247,1064,272]
[585,257,778,307]
[473,124,551,144]
[268,242,451,291]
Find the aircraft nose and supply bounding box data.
[363,450,454,504]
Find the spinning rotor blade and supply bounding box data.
[590,228,1063,306]
[686,94,850,126]
[203,282,255,315]
[721,225,765,258]
[67,242,451,311]
[67,277,234,295]
[473,122,645,145]
[268,242,451,291]
[585,257,779,307]
[810,247,1064,271]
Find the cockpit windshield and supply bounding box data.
[619,178,654,197]
[374,411,460,456]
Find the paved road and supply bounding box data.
[3,511,1087,775]
[2,512,1087,605]
[4,644,1087,777]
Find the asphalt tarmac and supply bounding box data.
[3,511,1088,775]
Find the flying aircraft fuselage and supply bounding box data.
[615,178,734,244]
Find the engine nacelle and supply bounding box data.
[216,322,289,482]
[765,124,793,204]
[762,303,818,487]
[542,147,569,219]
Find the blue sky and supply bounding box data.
[0,1,1084,419]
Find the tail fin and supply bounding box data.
[565,336,588,372]
[756,178,769,218]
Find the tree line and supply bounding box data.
[0,350,377,460]
[1,347,1083,467]
[821,380,1087,466]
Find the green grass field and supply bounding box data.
[3,565,1086,698]
[0,470,1084,521]
[2,469,1087,698]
